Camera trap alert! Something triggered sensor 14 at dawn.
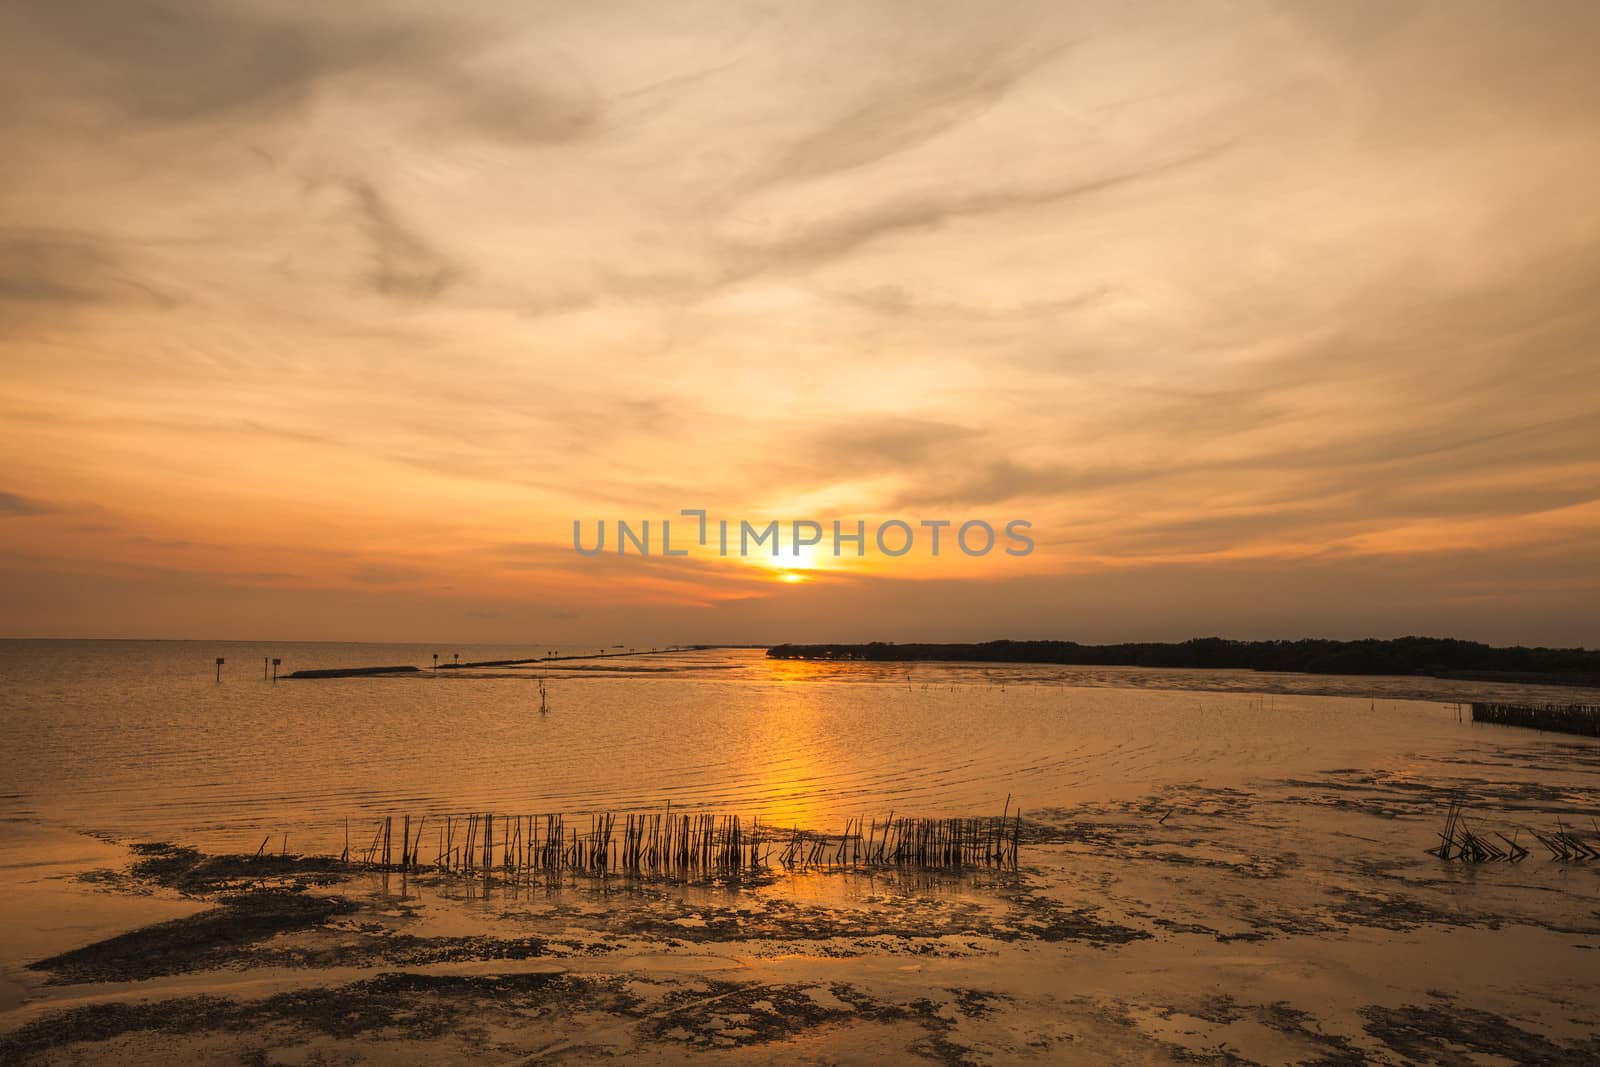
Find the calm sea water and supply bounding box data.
[2,639,1597,854]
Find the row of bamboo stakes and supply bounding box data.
[1470,702,1600,737]
[338,805,1024,878]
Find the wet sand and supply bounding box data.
[4,738,1599,1065]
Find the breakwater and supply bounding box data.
[287,646,710,679]
[286,665,421,679]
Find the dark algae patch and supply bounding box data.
[641,979,979,1063]
[1361,1004,1600,1065]
[0,996,243,1066]
[0,972,634,1064]
[29,888,356,983]
[36,842,363,983]
[128,842,350,895]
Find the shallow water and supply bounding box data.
[1,639,1597,855]
[4,640,1600,1063]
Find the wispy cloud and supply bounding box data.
[0,491,49,517]
[0,1,602,141]
[346,179,464,301]
[2,1,1598,643]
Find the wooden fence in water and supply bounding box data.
[342,809,1023,880]
[1470,702,1600,737]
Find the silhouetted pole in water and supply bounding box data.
[453,652,459,666]
[432,653,438,673]
[215,657,224,682]
[264,657,269,680]
[272,657,281,682]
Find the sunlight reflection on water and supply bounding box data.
[2,640,1597,854]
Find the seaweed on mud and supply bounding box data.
[0,996,242,1066]
[28,888,357,983]
[999,892,1150,945]
[1326,887,1497,933]
[648,895,996,944]
[260,971,627,1039]
[1105,997,1369,1067]
[948,987,1010,1019]
[242,930,616,971]
[907,1030,982,1067]
[642,979,857,1047]
[1086,999,1255,1066]
[128,843,204,878]
[75,842,352,900]
[1184,995,1246,1025]
[641,980,977,1063]
[1148,916,1226,938]
[1029,788,1277,844]
[0,972,638,1064]
[1253,1001,1367,1067]
[514,880,1142,950]
[1361,1003,1600,1066]
[1147,847,1297,880]
[1022,808,1299,880]
[129,842,351,895]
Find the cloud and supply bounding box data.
[0,491,48,517]
[2,2,1598,644]
[0,1,602,143]
[0,231,177,331]
[3,0,334,126]
[723,148,1229,269]
[423,53,599,145]
[746,19,1072,189]
[348,563,419,586]
[0,234,116,305]
[346,179,463,300]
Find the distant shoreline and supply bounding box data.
[765,637,1600,689]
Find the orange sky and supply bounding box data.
[2,1,1598,646]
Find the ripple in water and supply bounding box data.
[2,640,1597,854]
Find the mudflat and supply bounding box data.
[4,740,1598,1065]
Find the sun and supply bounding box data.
[744,540,831,582]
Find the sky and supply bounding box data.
[2,0,1598,647]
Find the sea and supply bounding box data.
[4,639,1598,856]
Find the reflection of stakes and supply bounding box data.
[1530,817,1600,861]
